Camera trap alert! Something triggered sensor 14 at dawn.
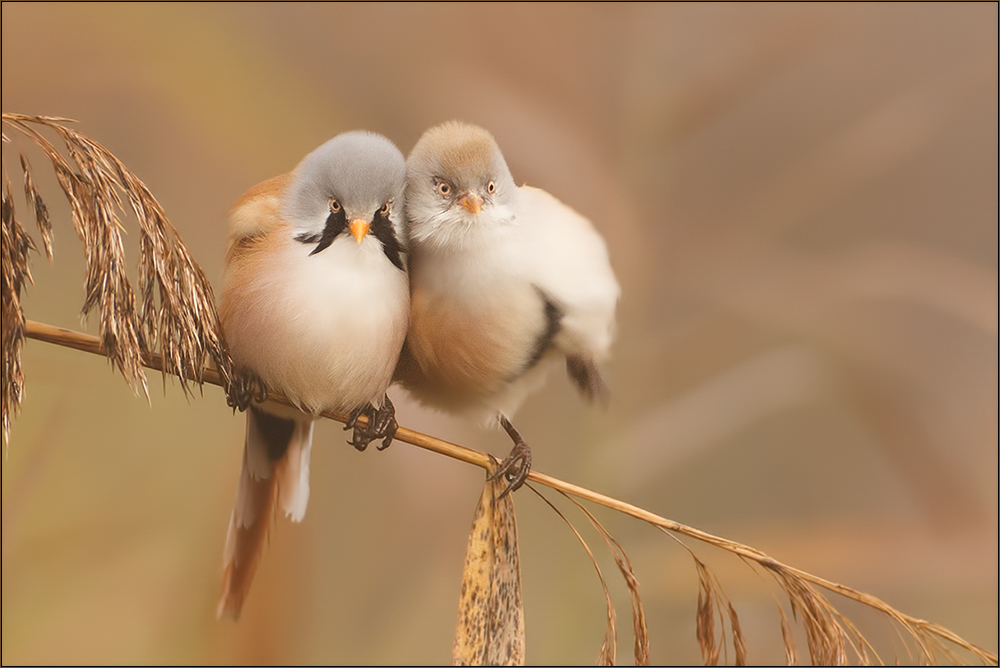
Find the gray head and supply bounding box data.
[405,121,519,249]
[284,131,407,263]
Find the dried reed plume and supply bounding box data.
[1,172,35,442]
[1,113,232,444]
[526,465,995,666]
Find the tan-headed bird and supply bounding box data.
[397,121,619,495]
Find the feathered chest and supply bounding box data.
[221,229,409,411]
[406,247,552,395]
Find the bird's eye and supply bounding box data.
[487,181,496,194]
[437,182,451,196]
[379,202,390,216]
[330,199,341,213]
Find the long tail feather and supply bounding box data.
[217,407,314,619]
[276,420,314,522]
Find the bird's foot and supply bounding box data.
[226,367,267,413]
[344,396,397,452]
[488,416,533,497]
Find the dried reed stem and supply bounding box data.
[22,318,997,665]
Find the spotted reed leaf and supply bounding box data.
[453,470,525,666]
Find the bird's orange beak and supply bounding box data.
[349,218,370,244]
[457,193,483,214]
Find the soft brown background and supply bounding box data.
[3,3,997,665]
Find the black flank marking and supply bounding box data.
[295,208,348,255]
[519,288,563,375]
[370,209,405,271]
[249,406,296,461]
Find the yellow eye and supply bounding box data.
[487,181,496,194]
[379,202,390,216]
[437,182,451,196]
[330,199,341,213]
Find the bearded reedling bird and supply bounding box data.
[396,121,619,495]
[216,131,409,618]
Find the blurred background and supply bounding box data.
[2,3,996,664]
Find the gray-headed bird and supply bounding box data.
[217,132,409,618]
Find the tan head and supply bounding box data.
[405,121,519,249]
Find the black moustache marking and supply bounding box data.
[371,209,405,271]
[294,206,404,270]
[295,208,347,255]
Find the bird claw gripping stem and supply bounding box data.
[488,416,533,497]
[344,395,398,452]
[226,367,267,413]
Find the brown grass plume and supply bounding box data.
[2,113,233,445]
